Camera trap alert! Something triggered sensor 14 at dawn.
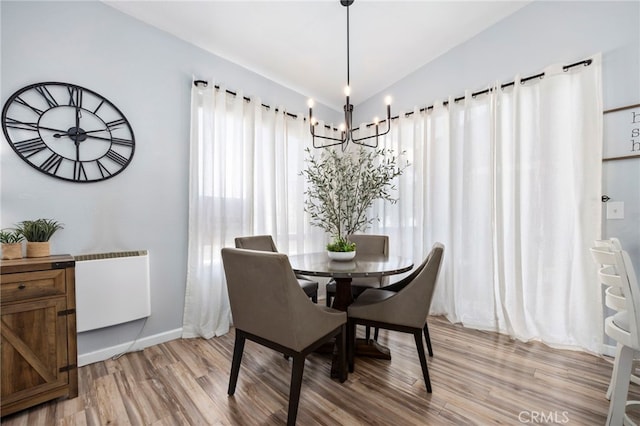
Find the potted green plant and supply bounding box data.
[16,219,64,258]
[0,228,24,260]
[301,147,408,260]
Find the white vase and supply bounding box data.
[327,250,356,261]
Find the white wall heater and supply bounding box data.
[74,250,151,332]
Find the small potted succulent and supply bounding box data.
[16,219,64,258]
[0,228,24,260]
[325,237,357,261]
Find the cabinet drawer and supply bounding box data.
[1,269,66,303]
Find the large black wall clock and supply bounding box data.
[2,82,135,183]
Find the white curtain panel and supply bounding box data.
[183,82,323,339]
[372,55,603,352]
[182,82,231,339]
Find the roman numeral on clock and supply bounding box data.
[96,160,113,178]
[68,86,83,107]
[40,153,64,174]
[105,149,128,166]
[14,96,44,116]
[14,137,48,157]
[111,137,134,147]
[106,118,127,130]
[35,85,59,108]
[74,162,88,181]
[4,117,39,131]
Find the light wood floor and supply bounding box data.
[2,315,639,425]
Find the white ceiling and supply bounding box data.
[104,1,530,111]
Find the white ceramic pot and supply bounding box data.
[327,250,356,261]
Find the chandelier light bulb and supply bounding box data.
[339,123,346,132]
[385,96,392,106]
[344,86,351,97]
[307,99,314,108]
[373,116,380,125]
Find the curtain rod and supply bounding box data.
[193,58,592,131]
[373,58,593,127]
[192,80,299,119]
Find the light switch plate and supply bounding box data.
[606,201,624,220]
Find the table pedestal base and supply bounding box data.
[328,278,393,377]
[355,338,391,359]
[329,338,391,378]
[331,277,354,311]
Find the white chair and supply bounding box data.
[595,239,626,313]
[593,239,640,400]
[590,245,640,425]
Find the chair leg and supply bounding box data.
[287,354,305,426]
[325,293,332,307]
[336,324,347,383]
[347,319,356,373]
[373,327,379,341]
[365,326,371,341]
[604,348,639,400]
[423,322,433,357]
[413,329,432,393]
[606,352,618,401]
[228,331,246,395]
[607,344,633,425]
[311,291,318,304]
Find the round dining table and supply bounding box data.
[288,251,414,365]
[288,252,414,311]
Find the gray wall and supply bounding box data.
[2,0,638,358]
[358,0,640,262]
[357,1,639,117]
[0,0,337,358]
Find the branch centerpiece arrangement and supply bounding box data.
[301,147,408,260]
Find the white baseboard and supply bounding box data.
[78,328,183,367]
[601,343,616,357]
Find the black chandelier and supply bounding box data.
[308,0,392,150]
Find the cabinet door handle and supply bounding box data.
[17,283,26,290]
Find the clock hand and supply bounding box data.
[79,128,108,135]
[53,128,108,138]
[35,124,72,134]
[76,105,80,128]
[80,134,113,142]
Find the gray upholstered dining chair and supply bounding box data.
[370,247,436,356]
[235,235,319,303]
[346,242,444,394]
[325,234,389,307]
[221,248,347,426]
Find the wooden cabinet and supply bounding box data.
[1,255,78,416]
